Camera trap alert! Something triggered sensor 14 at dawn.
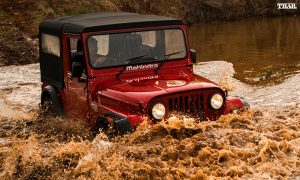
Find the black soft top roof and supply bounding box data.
[39,12,184,35]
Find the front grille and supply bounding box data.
[168,94,205,120]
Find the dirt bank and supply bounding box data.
[0,0,299,66]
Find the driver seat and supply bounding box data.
[126,34,149,58]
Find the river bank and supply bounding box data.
[0,0,299,66]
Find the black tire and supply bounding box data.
[41,95,57,117]
[92,119,119,139]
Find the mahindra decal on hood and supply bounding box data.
[126,64,159,71]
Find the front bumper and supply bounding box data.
[101,96,250,133]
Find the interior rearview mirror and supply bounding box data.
[190,49,197,63]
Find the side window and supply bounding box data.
[69,38,79,53]
[68,37,86,79]
[68,37,84,63]
[69,37,82,59]
[41,34,60,57]
[165,29,186,58]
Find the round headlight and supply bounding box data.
[210,93,224,109]
[151,103,166,120]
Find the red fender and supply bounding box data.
[224,96,250,115]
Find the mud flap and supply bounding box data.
[224,96,250,114]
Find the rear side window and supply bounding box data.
[69,38,79,52]
[41,34,60,57]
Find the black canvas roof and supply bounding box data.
[39,12,184,34]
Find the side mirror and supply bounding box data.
[71,62,83,79]
[190,49,197,63]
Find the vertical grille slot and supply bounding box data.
[179,97,183,111]
[190,95,194,113]
[184,96,188,112]
[195,95,199,113]
[174,97,178,111]
[169,98,173,111]
[168,93,205,120]
[199,94,204,119]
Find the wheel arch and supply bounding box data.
[224,96,250,114]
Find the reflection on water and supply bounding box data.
[189,16,300,86]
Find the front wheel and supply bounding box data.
[92,119,119,139]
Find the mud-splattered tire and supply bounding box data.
[41,96,57,117]
[92,119,119,139]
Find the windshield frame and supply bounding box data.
[85,26,188,70]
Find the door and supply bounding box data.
[63,34,89,120]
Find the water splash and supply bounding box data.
[0,62,299,179]
[0,110,299,179]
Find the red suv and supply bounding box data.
[39,12,249,134]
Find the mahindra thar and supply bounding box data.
[39,12,249,134]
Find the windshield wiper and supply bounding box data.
[165,51,184,58]
[154,51,184,74]
[116,64,129,78]
[126,55,148,64]
[116,55,149,78]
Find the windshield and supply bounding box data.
[87,29,187,68]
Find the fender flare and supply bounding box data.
[41,85,64,115]
[224,96,250,115]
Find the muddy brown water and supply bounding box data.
[0,17,299,179]
[189,16,300,86]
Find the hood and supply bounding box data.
[98,73,221,108]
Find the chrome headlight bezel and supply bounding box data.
[210,93,224,110]
[150,102,166,120]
